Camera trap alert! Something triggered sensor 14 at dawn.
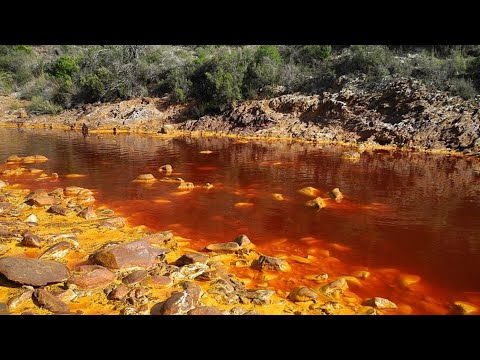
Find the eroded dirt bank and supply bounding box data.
[1,78,480,156]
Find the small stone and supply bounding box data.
[158,164,173,173]
[92,239,168,269]
[182,282,202,304]
[7,288,34,310]
[188,306,227,315]
[229,306,247,315]
[306,197,326,209]
[352,270,370,279]
[156,292,193,315]
[39,241,75,259]
[134,174,156,182]
[0,257,69,286]
[47,205,70,216]
[0,180,8,188]
[175,253,209,266]
[329,188,343,202]
[271,193,284,201]
[321,278,348,295]
[26,195,57,207]
[78,207,97,220]
[363,297,398,310]
[178,182,194,191]
[98,216,127,229]
[244,289,275,305]
[34,289,70,314]
[452,301,477,314]
[205,242,241,253]
[0,303,9,315]
[122,270,148,285]
[0,244,8,255]
[150,275,173,287]
[21,231,42,248]
[289,287,318,302]
[109,285,129,300]
[203,183,214,189]
[251,255,290,272]
[6,155,22,163]
[64,186,83,197]
[290,255,311,264]
[233,234,252,247]
[25,214,38,224]
[68,265,116,290]
[52,289,77,302]
[340,150,361,161]
[298,187,320,197]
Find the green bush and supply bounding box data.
[336,45,397,81]
[449,78,477,99]
[27,96,63,115]
[0,71,14,95]
[48,55,80,81]
[298,45,332,64]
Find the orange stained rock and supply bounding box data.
[199,150,213,154]
[271,193,285,201]
[399,274,421,287]
[330,243,352,252]
[298,186,321,197]
[153,198,172,204]
[290,255,311,264]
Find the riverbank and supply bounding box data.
[1,76,479,157]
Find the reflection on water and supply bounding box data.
[1,127,480,313]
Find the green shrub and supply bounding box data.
[298,45,332,64]
[0,71,14,95]
[27,96,63,115]
[449,78,477,99]
[48,54,80,81]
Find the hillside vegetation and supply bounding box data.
[1,45,479,115]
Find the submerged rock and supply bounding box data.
[203,183,214,189]
[0,257,69,286]
[251,255,290,272]
[68,265,116,290]
[452,301,477,314]
[92,239,168,269]
[0,180,8,188]
[98,216,127,229]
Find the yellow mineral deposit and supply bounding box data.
[153,198,172,204]
[330,243,352,252]
[199,150,213,154]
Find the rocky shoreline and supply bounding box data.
[0,154,436,316]
[1,77,480,157]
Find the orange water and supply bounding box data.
[1,128,480,314]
